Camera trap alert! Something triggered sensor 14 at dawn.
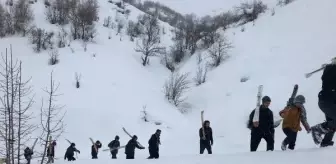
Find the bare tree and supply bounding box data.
[135,14,165,66]
[164,72,190,107]
[235,0,267,24]
[57,28,68,48]
[39,71,65,164]
[69,0,99,40]
[0,4,5,37]
[207,35,233,67]
[45,0,72,25]
[13,0,34,36]
[0,46,36,164]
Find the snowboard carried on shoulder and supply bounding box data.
[273,84,299,128]
[90,137,98,153]
[122,127,144,148]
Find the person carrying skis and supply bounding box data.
[311,59,336,146]
[248,96,274,152]
[91,140,102,159]
[147,129,161,159]
[24,147,34,164]
[125,135,145,159]
[47,141,56,163]
[199,120,213,154]
[64,143,80,161]
[279,95,311,150]
[108,135,120,159]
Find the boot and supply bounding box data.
[311,123,329,145]
[281,140,287,151]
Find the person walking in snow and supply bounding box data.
[108,136,120,159]
[91,140,102,159]
[199,120,213,154]
[47,141,56,163]
[248,96,274,152]
[64,143,80,161]
[147,129,161,159]
[279,95,311,150]
[125,135,145,159]
[24,147,34,164]
[311,59,336,146]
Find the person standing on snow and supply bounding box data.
[47,141,57,163]
[125,135,145,159]
[108,135,120,159]
[311,59,336,146]
[248,96,274,152]
[24,147,34,164]
[147,129,161,159]
[64,143,80,161]
[279,95,311,150]
[199,120,213,154]
[91,140,102,159]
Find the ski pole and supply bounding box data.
[305,64,326,78]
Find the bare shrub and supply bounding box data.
[57,28,68,48]
[235,0,267,24]
[208,35,232,67]
[127,20,142,38]
[194,65,207,86]
[135,14,165,66]
[164,72,190,107]
[13,0,34,36]
[45,0,72,25]
[39,71,65,164]
[30,28,54,52]
[103,16,112,27]
[141,105,149,122]
[277,0,295,6]
[161,53,175,72]
[48,49,59,65]
[75,72,81,88]
[170,40,186,63]
[0,4,5,37]
[240,75,250,82]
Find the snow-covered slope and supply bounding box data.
[180,0,336,153]
[152,0,279,16]
[0,0,336,163]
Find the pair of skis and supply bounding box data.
[251,84,298,128]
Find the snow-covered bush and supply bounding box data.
[207,35,233,67]
[164,72,190,107]
[277,0,295,6]
[235,0,267,24]
[75,72,81,88]
[161,53,175,72]
[57,28,68,48]
[240,75,250,82]
[30,28,54,52]
[194,64,207,86]
[48,49,59,65]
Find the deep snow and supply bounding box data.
[0,0,335,163]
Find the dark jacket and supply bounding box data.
[148,134,160,150]
[47,145,55,157]
[108,140,120,153]
[248,105,274,135]
[64,146,80,159]
[91,142,102,156]
[319,64,336,101]
[199,125,213,144]
[125,139,144,155]
[24,148,33,159]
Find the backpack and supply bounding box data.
[280,106,302,132]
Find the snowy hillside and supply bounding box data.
[0,0,335,163]
[153,0,279,16]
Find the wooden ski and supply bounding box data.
[102,145,126,152]
[201,110,206,139]
[122,127,144,147]
[252,85,263,125]
[90,137,98,153]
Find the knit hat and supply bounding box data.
[262,96,271,103]
[294,95,305,104]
